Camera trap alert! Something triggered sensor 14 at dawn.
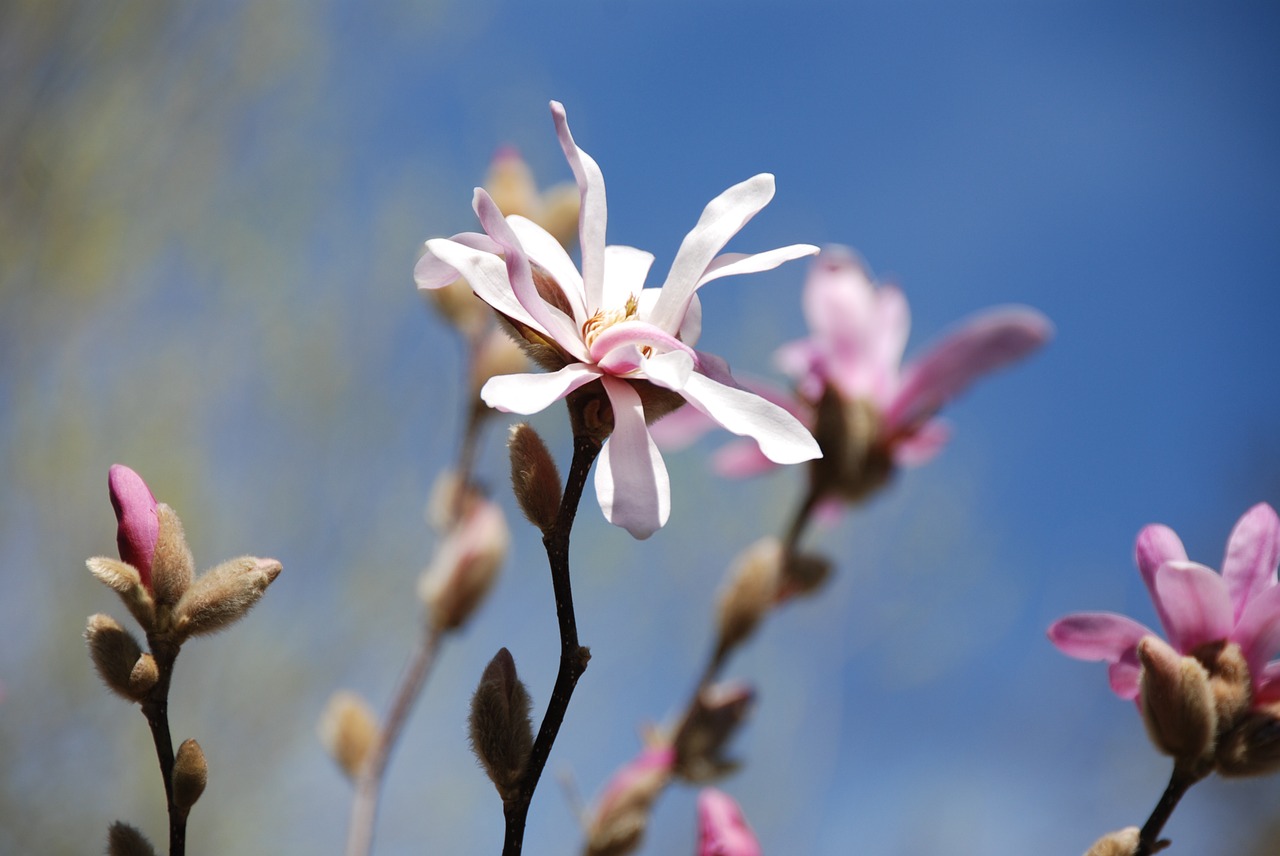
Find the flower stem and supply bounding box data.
[1135,765,1206,855]
[345,623,446,856]
[140,640,184,856]
[501,433,600,856]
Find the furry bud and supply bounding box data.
[86,558,156,631]
[810,388,894,503]
[1083,827,1145,856]
[129,653,159,696]
[584,747,676,856]
[1193,640,1252,731]
[1138,635,1216,764]
[779,550,833,600]
[85,614,147,702]
[171,738,208,811]
[420,497,509,631]
[106,821,158,856]
[508,423,562,534]
[318,690,380,780]
[715,539,781,656]
[173,557,282,639]
[468,648,533,799]
[150,504,195,608]
[1216,700,1280,777]
[674,682,755,783]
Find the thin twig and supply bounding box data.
[140,640,184,856]
[502,433,601,856]
[1135,764,1205,856]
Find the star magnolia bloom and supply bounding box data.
[1049,503,1280,702]
[415,101,821,538]
[108,464,159,590]
[697,788,762,856]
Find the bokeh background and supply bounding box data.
[3,1,1279,853]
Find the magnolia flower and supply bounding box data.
[1049,503,1280,703]
[696,788,762,856]
[108,464,159,591]
[416,101,821,538]
[584,745,676,856]
[676,247,1050,498]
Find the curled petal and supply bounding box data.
[1047,612,1154,662]
[481,365,601,415]
[588,320,695,366]
[676,371,820,466]
[651,174,776,335]
[595,378,670,539]
[695,243,819,288]
[506,215,586,322]
[414,232,502,289]
[1153,561,1233,652]
[1231,583,1280,686]
[551,101,607,312]
[425,238,546,336]
[885,306,1052,433]
[1223,503,1280,622]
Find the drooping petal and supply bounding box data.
[1152,560,1234,652]
[413,232,503,289]
[1047,612,1154,662]
[602,245,655,311]
[1230,583,1280,686]
[551,101,607,313]
[891,418,951,466]
[1134,523,1189,640]
[1107,646,1144,700]
[595,377,670,539]
[425,238,546,335]
[1223,503,1280,622]
[674,371,820,465]
[695,243,820,288]
[506,215,586,322]
[650,174,776,335]
[885,306,1053,433]
[480,364,601,415]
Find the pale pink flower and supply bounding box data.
[692,247,1050,481]
[1049,503,1280,702]
[696,788,762,856]
[108,464,159,591]
[583,745,676,855]
[416,101,821,539]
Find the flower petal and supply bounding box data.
[1134,523,1189,640]
[1047,612,1154,662]
[697,788,762,856]
[551,101,607,312]
[595,378,670,539]
[1152,560,1233,652]
[109,464,159,588]
[650,174,776,335]
[695,243,819,288]
[424,237,545,335]
[891,418,951,466]
[1230,583,1280,685]
[640,349,694,391]
[506,215,586,322]
[602,245,655,311]
[885,306,1053,433]
[480,364,601,415]
[1223,503,1280,622]
[589,320,695,366]
[675,370,820,465]
[414,232,503,289]
[1255,661,1280,703]
[1108,649,1143,700]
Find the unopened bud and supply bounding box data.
[472,328,530,399]
[778,550,833,601]
[508,423,561,534]
[585,746,676,856]
[86,557,156,630]
[171,738,208,811]
[468,648,533,799]
[150,504,195,608]
[108,464,159,591]
[674,682,755,783]
[715,539,781,656]
[1192,639,1252,730]
[172,557,282,639]
[420,498,509,631]
[107,821,158,856]
[1216,700,1280,777]
[696,788,762,856]
[1083,826,1145,856]
[318,690,380,780]
[129,653,159,697]
[85,614,147,702]
[1138,635,1216,764]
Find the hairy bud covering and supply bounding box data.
[508,423,562,534]
[715,539,781,656]
[85,614,147,702]
[468,648,533,799]
[1083,827,1144,856]
[107,821,158,856]
[584,746,676,856]
[1138,635,1216,764]
[318,690,380,780]
[149,505,195,608]
[172,557,282,639]
[172,739,208,811]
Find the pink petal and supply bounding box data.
[1222,503,1280,622]
[1230,583,1280,687]
[480,365,601,415]
[1255,662,1280,703]
[413,232,502,289]
[506,215,586,322]
[694,243,819,288]
[588,320,695,366]
[108,464,159,590]
[424,237,546,336]
[595,377,670,539]
[800,247,881,401]
[870,284,911,402]
[891,418,951,466]
[650,174,776,335]
[1107,649,1143,701]
[602,245,655,313]
[1152,561,1233,652]
[551,101,607,312]
[1047,612,1154,662]
[1134,523,1188,640]
[595,746,676,820]
[676,371,820,466]
[711,439,778,478]
[885,306,1052,433]
[697,789,762,856]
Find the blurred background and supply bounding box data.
[3,1,1279,853]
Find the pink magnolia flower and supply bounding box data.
[696,788,762,856]
[688,247,1050,484]
[1049,503,1280,702]
[416,101,821,539]
[108,464,159,591]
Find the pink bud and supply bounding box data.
[108,465,159,591]
[697,789,762,856]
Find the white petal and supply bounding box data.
[507,215,587,323]
[640,349,694,391]
[650,174,776,334]
[480,364,601,415]
[678,370,821,465]
[551,101,607,313]
[414,232,503,289]
[424,238,545,334]
[595,378,670,539]
[696,244,820,288]
[602,245,655,310]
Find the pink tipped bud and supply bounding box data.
[420,497,509,631]
[585,746,676,856]
[674,682,755,783]
[108,465,159,590]
[697,789,762,856]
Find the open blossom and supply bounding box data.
[671,247,1050,497]
[108,464,160,591]
[696,788,762,856]
[416,101,821,538]
[1049,503,1280,704]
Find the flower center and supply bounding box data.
[582,294,640,349]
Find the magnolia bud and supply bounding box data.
[107,821,158,856]
[778,550,833,601]
[172,557,282,639]
[86,557,156,630]
[172,738,208,811]
[149,504,194,609]
[584,746,676,856]
[715,539,782,656]
[508,423,561,534]
[129,653,159,696]
[1137,635,1216,764]
[1083,827,1144,856]
[318,690,380,780]
[810,389,894,504]
[697,788,762,856]
[674,682,755,783]
[1216,700,1280,777]
[108,465,159,591]
[468,648,533,799]
[85,614,147,702]
[420,498,508,631]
